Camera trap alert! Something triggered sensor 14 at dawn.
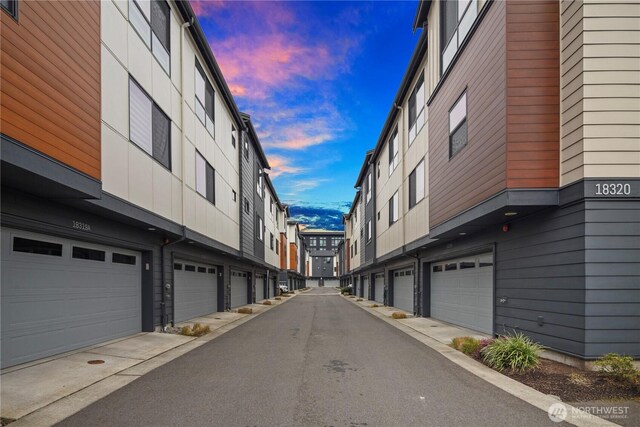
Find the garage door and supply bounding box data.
[393,268,414,313]
[306,279,319,288]
[374,273,385,304]
[325,279,339,288]
[1,228,141,368]
[174,260,217,323]
[230,270,248,308]
[255,274,265,302]
[431,253,493,334]
[362,276,369,300]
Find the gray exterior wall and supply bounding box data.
[364,164,376,264]
[240,130,255,258]
[360,192,366,266]
[253,160,265,260]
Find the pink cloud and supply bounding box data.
[268,155,304,178]
[190,0,226,17]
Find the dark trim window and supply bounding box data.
[408,73,425,143]
[319,237,326,248]
[409,159,425,209]
[195,60,215,135]
[243,132,249,160]
[244,197,250,214]
[195,151,215,205]
[257,215,264,241]
[129,0,170,74]
[270,233,274,250]
[389,191,399,225]
[366,220,372,242]
[1,0,17,19]
[366,172,372,204]
[449,91,468,158]
[113,253,136,265]
[276,239,279,255]
[232,190,237,202]
[232,125,237,148]
[13,237,62,256]
[185,264,196,272]
[129,77,171,169]
[174,263,183,270]
[72,246,106,262]
[388,128,399,174]
[256,165,264,198]
[441,0,478,74]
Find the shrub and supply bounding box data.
[482,332,543,372]
[450,336,480,355]
[280,294,290,298]
[569,372,590,386]
[180,323,211,337]
[370,304,379,308]
[451,336,472,351]
[340,286,352,295]
[274,297,281,301]
[472,338,495,359]
[594,353,639,383]
[356,298,363,301]
[262,300,272,305]
[391,312,407,319]
[237,307,253,314]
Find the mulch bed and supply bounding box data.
[473,356,640,402]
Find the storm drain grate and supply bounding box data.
[87,360,105,365]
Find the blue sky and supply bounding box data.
[192,0,420,229]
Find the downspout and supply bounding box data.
[180,17,194,225]
[161,226,187,330]
[410,252,421,317]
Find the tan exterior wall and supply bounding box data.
[349,199,361,271]
[560,0,640,186]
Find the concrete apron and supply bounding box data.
[1,292,300,426]
[343,295,617,427]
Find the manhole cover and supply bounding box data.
[87,360,105,365]
[214,317,221,320]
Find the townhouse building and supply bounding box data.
[343,0,639,362]
[278,219,307,291]
[301,230,343,287]
[0,0,290,369]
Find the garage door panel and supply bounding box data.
[1,228,142,368]
[374,273,384,303]
[393,270,414,313]
[431,253,493,334]
[363,277,369,300]
[174,261,217,323]
[230,270,248,308]
[255,274,265,302]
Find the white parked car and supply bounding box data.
[279,283,289,293]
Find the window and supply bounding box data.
[257,216,263,241]
[243,133,249,160]
[319,237,327,248]
[244,197,250,214]
[354,241,358,255]
[198,266,206,273]
[449,91,468,158]
[269,197,273,213]
[366,220,372,242]
[113,253,136,265]
[129,78,171,169]
[388,128,399,174]
[445,263,458,271]
[389,191,399,225]
[256,166,263,198]
[276,239,279,254]
[409,160,425,209]
[377,211,381,220]
[129,0,171,74]
[195,151,215,204]
[195,60,215,135]
[432,265,443,273]
[460,261,476,269]
[13,237,62,256]
[408,73,425,143]
[174,263,183,270]
[72,247,106,262]
[1,0,17,19]
[270,233,274,250]
[441,0,478,73]
[310,237,317,247]
[232,190,237,202]
[366,172,372,204]
[377,161,380,178]
[185,264,196,272]
[231,125,237,148]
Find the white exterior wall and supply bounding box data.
[101,0,240,250]
[349,199,361,271]
[264,186,279,269]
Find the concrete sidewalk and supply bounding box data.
[342,294,616,427]
[0,292,300,426]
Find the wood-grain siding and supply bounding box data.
[280,233,288,269]
[1,0,101,180]
[428,0,507,228]
[506,0,560,188]
[289,242,297,271]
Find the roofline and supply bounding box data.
[354,150,373,188]
[299,230,345,235]
[240,112,271,169]
[264,173,281,205]
[174,1,244,131]
[371,29,429,162]
[348,190,361,215]
[412,0,432,32]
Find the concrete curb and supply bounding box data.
[8,293,299,427]
[342,295,617,427]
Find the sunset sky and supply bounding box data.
[191,0,420,229]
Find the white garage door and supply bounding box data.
[255,274,265,302]
[174,260,217,323]
[1,228,141,368]
[324,279,339,288]
[393,268,414,313]
[306,279,319,288]
[362,276,369,300]
[431,253,493,334]
[374,273,385,304]
[230,270,248,308]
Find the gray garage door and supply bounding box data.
[362,276,369,300]
[1,228,141,368]
[431,253,494,334]
[374,273,385,304]
[174,260,217,323]
[324,279,339,288]
[255,274,265,302]
[230,270,248,308]
[393,268,414,313]
[306,279,319,288]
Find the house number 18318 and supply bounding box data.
[594,183,631,196]
[72,221,91,231]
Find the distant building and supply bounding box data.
[300,230,344,286]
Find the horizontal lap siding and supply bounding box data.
[1,1,101,180]
[506,0,560,189]
[429,1,507,228]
